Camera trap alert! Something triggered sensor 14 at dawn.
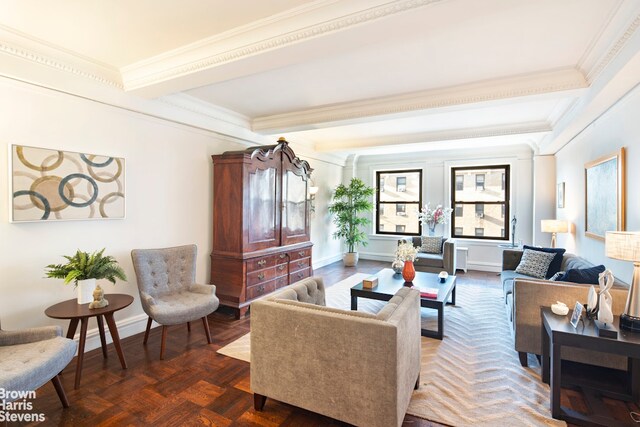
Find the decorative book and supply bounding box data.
[414,286,439,299]
[362,277,378,289]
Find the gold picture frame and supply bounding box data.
[584,148,625,240]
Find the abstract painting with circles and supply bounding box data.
[10,145,125,222]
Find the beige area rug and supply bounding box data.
[217,273,564,427]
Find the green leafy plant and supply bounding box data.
[45,248,127,286]
[328,178,374,253]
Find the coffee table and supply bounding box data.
[350,268,456,339]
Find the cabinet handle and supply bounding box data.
[280,254,286,259]
[258,259,267,267]
[278,265,286,271]
[297,272,304,279]
[298,251,305,257]
[257,285,265,294]
[258,273,265,281]
[297,261,305,268]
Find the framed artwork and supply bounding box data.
[584,148,625,240]
[570,302,584,329]
[10,144,125,222]
[557,182,565,209]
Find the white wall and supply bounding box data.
[555,83,640,284]
[353,145,534,272]
[0,77,342,350]
[532,155,556,247]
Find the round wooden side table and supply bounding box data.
[45,294,134,389]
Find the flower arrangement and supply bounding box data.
[395,241,418,262]
[418,203,453,232]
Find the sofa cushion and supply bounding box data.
[501,270,534,298]
[420,236,442,254]
[557,265,606,284]
[523,245,566,278]
[515,249,556,279]
[414,253,444,269]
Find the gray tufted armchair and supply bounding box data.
[0,321,77,407]
[131,245,219,359]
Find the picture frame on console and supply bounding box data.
[584,148,625,240]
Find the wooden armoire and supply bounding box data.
[210,137,313,318]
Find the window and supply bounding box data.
[376,169,422,236]
[451,165,510,240]
[396,176,407,192]
[455,175,464,191]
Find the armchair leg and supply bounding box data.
[202,316,212,344]
[414,374,420,390]
[51,375,69,408]
[160,326,168,360]
[187,322,191,332]
[518,352,528,367]
[143,317,152,345]
[254,393,267,411]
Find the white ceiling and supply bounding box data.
[1,0,639,157]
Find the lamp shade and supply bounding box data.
[541,220,569,234]
[605,231,640,262]
[309,186,319,196]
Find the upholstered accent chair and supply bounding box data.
[0,321,76,407]
[131,245,219,359]
[250,277,421,427]
[399,237,457,275]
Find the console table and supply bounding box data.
[541,307,640,426]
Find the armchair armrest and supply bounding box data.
[140,291,156,307]
[0,326,62,346]
[189,283,216,295]
[502,249,523,271]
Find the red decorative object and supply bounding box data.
[402,260,416,283]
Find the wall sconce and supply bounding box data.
[541,219,569,248]
[308,185,319,213]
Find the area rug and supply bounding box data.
[217,273,564,426]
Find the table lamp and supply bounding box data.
[541,220,569,248]
[605,231,640,332]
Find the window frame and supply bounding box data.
[451,165,510,241]
[375,169,423,236]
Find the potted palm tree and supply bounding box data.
[45,248,127,305]
[328,178,374,266]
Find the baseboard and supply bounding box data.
[312,253,343,269]
[71,313,158,354]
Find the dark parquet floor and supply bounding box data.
[11,260,638,427]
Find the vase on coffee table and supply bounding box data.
[402,261,416,283]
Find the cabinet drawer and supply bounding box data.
[247,267,275,286]
[289,257,310,273]
[289,267,310,283]
[275,263,288,276]
[247,255,275,272]
[289,248,311,261]
[276,276,289,289]
[246,280,276,300]
[275,252,289,265]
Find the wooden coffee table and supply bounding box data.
[350,268,456,339]
[45,294,134,389]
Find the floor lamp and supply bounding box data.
[606,231,640,332]
[541,220,569,248]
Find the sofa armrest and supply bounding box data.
[0,326,62,346]
[513,278,629,355]
[502,249,523,271]
[442,239,457,275]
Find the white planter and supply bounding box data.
[343,252,359,267]
[77,278,96,304]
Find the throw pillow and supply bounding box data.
[549,271,565,281]
[420,236,443,254]
[514,249,556,279]
[557,265,605,284]
[523,245,566,279]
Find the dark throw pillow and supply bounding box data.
[523,245,566,279]
[557,265,606,284]
[515,249,556,279]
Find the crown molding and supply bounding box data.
[314,122,551,153]
[253,69,587,134]
[157,93,251,129]
[120,0,445,95]
[0,24,122,88]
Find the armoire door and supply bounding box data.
[281,165,310,246]
[245,158,281,252]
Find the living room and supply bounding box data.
[1,1,640,426]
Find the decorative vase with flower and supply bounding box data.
[395,241,418,283]
[418,203,453,236]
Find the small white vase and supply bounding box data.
[77,278,96,304]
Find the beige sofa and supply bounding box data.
[399,237,457,275]
[502,250,629,369]
[250,277,421,427]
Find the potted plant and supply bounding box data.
[328,178,374,266]
[45,248,127,305]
